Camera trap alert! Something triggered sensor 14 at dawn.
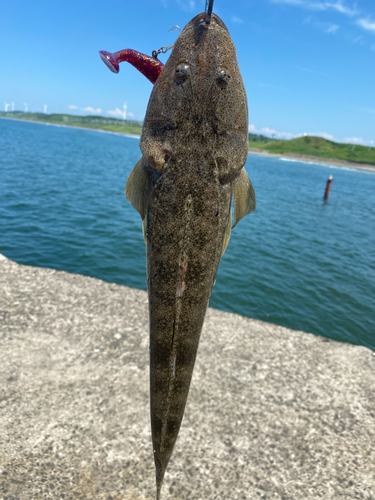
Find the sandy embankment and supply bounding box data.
[248,147,375,173]
[0,255,374,499]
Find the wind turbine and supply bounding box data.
[24,103,28,113]
[351,138,359,151]
[43,105,48,114]
[4,102,10,112]
[123,102,127,121]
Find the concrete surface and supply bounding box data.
[0,254,374,500]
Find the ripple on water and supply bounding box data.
[1,118,374,349]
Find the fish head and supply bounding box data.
[140,12,248,184]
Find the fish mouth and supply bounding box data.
[191,12,229,32]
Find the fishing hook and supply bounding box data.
[152,26,182,59]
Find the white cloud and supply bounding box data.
[270,131,295,139]
[303,16,340,34]
[298,132,335,140]
[250,126,372,146]
[345,136,364,144]
[320,132,335,140]
[68,105,102,114]
[325,23,339,33]
[329,1,358,16]
[82,106,102,113]
[356,18,375,34]
[271,0,359,16]
[260,127,278,135]
[249,124,338,142]
[107,108,125,118]
[127,112,135,118]
[345,137,375,146]
[232,16,244,24]
[248,124,295,139]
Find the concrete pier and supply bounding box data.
[0,254,374,499]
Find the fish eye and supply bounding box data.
[216,67,231,88]
[175,62,190,84]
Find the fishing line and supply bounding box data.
[205,0,214,24]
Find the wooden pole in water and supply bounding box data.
[324,175,333,201]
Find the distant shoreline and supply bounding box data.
[0,116,141,140]
[2,116,374,172]
[248,148,375,173]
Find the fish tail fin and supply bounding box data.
[156,482,162,500]
[156,467,165,500]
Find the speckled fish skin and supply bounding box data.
[126,11,255,499]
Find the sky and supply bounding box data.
[1,0,375,145]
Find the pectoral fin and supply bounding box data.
[232,167,256,228]
[142,216,147,244]
[221,206,232,258]
[125,155,150,219]
[125,156,150,244]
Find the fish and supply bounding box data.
[125,10,256,499]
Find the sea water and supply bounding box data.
[1,118,374,349]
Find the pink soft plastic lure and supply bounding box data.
[99,0,214,85]
[99,49,164,84]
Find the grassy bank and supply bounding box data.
[0,111,143,136]
[248,135,375,165]
[2,112,374,165]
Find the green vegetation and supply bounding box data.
[0,111,143,136]
[2,112,374,165]
[248,132,276,144]
[248,135,375,165]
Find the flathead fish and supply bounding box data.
[123,10,256,499]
